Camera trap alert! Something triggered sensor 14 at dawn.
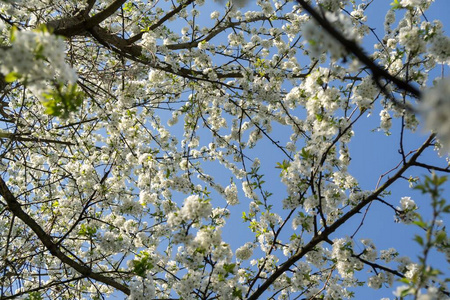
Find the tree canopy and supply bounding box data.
[0,0,449,299]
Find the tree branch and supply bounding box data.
[248,134,434,300]
[50,0,128,36]
[0,176,130,296]
[296,0,421,98]
[127,0,196,44]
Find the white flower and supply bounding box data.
[197,41,209,50]
[384,10,396,33]
[210,11,220,19]
[400,197,416,210]
[417,286,441,300]
[302,11,360,60]
[141,32,157,56]
[380,109,392,131]
[213,0,250,8]
[352,77,378,110]
[0,28,78,99]
[393,285,411,297]
[179,159,188,170]
[400,0,428,7]
[148,69,164,83]
[405,263,420,279]
[242,181,258,200]
[181,195,212,221]
[398,27,426,53]
[235,242,253,260]
[429,32,450,64]
[194,227,222,250]
[128,276,156,300]
[396,197,418,224]
[380,248,398,263]
[361,239,377,261]
[224,183,239,205]
[368,273,386,289]
[420,78,450,153]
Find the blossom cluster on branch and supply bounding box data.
[0,0,448,299]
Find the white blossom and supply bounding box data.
[420,78,450,152]
[235,242,254,260]
[214,0,251,8]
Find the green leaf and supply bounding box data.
[399,278,411,284]
[26,292,43,300]
[232,287,243,298]
[413,235,424,246]
[390,0,403,10]
[413,220,427,228]
[10,26,17,42]
[435,231,447,244]
[78,224,97,237]
[123,2,133,12]
[300,147,311,160]
[132,252,154,277]
[42,83,84,118]
[223,263,236,275]
[315,113,324,122]
[290,233,299,241]
[4,71,20,83]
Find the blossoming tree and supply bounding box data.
[0,0,448,299]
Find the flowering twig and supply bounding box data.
[296,0,421,98]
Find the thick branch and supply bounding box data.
[0,131,75,145]
[0,176,130,296]
[84,0,127,29]
[50,0,128,36]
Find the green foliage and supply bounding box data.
[398,173,449,298]
[25,292,43,300]
[4,25,84,118]
[42,83,84,118]
[4,71,21,83]
[300,147,312,160]
[242,211,253,222]
[131,251,155,277]
[78,224,97,237]
[232,287,243,299]
[254,58,268,77]
[218,263,236,281]
[275,159,290,176]
[123,2,134,12]
[414,173,448,198]
[390,0,403,10]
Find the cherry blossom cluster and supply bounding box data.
[0,0,448,299]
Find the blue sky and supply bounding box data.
[201,1,450,299]
[102,0,450,298]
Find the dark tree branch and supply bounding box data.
[296,0,421,98]
[353,255,404,278]
[50,0,128,36]
[0,132,75,145]
[412,161,450,173]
